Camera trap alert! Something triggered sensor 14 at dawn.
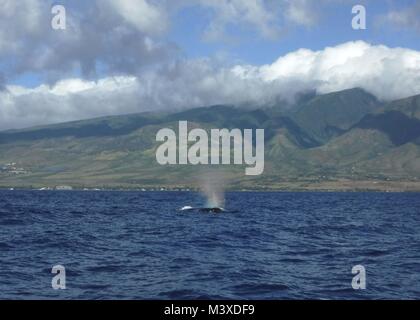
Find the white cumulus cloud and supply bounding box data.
[1,41,420,130]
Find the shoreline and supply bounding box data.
[1,188,420,193]
[2,178,420,193]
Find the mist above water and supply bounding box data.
[199,170,226,209]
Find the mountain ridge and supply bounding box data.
[1,88,420,191]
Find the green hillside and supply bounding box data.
[292,88,379,143]
[1,89,420,191]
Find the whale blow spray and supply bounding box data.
[199,170,226,209]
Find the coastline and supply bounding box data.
[2,179,420,193]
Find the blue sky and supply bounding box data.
[169,0,420,65]
[1,0,420,130]
[7,0,420,88]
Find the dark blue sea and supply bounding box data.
[1,190,420,300]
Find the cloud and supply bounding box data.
[0,77,140,130]
[1,0,287,82]
[285,0,319,27]
[0,0,176,83]
[378,2,420,32]
[196,0,284,41]
[136,41,420,107]
[1,41,420,130]
[256,41,420,99]
[104,0,168,35]
[177,0,327,42]
[0,0,356,86]
[0,0,325,82]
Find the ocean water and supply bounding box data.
[1,190,420,300]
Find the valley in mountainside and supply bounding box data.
[1,88,420,191]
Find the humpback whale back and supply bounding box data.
[199,207,224,213]
[180,206,194,211]
[179,206,225,213]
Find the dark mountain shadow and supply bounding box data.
[166,105,316,147]
[0,103,319,150]
[0,115,159,144]
[165,105,269,129]
[264,116,320,148]
[165,105,237,124]
[352,111,420,146]
[292,88,379,143]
